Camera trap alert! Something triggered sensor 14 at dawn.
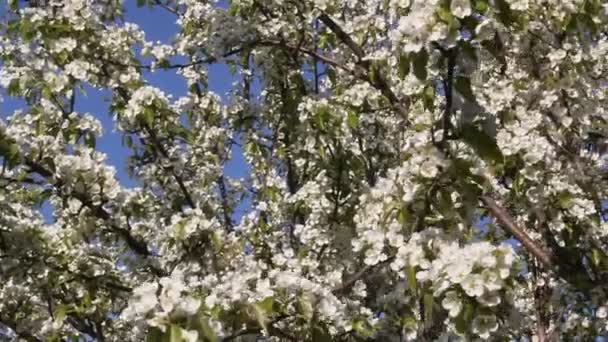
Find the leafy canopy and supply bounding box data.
[0,0,607,341]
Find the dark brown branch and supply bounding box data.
[313,19,320,94]
[442,49,457,146]
[317,14,409,120]
[480,197,602,294]
[481,196,554,269]
[221,315,292,342]
[105,73,196,210]
[142,123,196,209]
[257,40,348,72]
[259,39,407,120]
[332,255,396,295]
[0,316,43,342]
[318,14,365,59]
[89,46,246,71]
[152,0,181,17]
[24,160,166,277]
[533,265,549,342]
[216,175,234,230]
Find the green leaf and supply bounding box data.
[455,302,474,335]
[494,0,516,26]
[123,135,134,148]
[406,265,417,292]
[558,192,572,208]
[252,297,273,333]
[474,0,489,13]
[481,34,507,69]
[311,324,332,342]
[412,49,428,81]
[228,3,241,16]
[57,51,69,65]
[436,6,454,26]
[352,319,374,337]
[423,292,434,328]
[137,0,146,7]
[398,53,410,79]
[0,137,21,169]
[228,63,238,75]
[54,305,67,323]
[139,107,156,127]
[8,78,21,96]
[157,60,171,69]
[402,315,417,329]
[382,202,400,225]
[397,208,409,225]
[438,190,454,213]
[459,124,503,166]
[319,33,330,49]
[196,316,219,342]
[591,248,605,268]
[146,328,163,342]
[454,76,476,102]
[564,14,578,32]
[347,111,359,129]
[369,65,378,85]
[7,19,20,34]
[576,13,598,35]
[169,324,182,342]
[84,133,96,149]
[459,41,478,66]
[423,85,435,111]
[314,106,331,130]
[7,143,20,167]
[297,293,314,322]
[211,231,223,251]
[257,296,274,314]
[584,0,603,15]
[20,19,35,41]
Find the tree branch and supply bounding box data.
[216,175,234,230]
[332,255,396,295]
[0,316,43,342]
[318,14,365,59]
[317,14,409,120]
[442,48,457,146]
[481,195,554,269]
[152,0,181,17]
[482,197,607,295]
[106,74,197,210]
[257,40,348,72]
[24,160,166,277]
[142,122,196,209]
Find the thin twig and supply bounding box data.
[24,159,166,277]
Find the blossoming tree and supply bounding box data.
[1,0,607,340]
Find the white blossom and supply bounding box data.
[0,1,606,340]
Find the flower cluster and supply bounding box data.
[390,230,519,338]
[1,0,607,341]
[122,85,170,127]
[123,270,201,341]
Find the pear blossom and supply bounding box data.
[472,314,499,339]
[451,0,472,18]
[442,291,463,317]
[0,0,607,341]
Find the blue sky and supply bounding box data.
[0,2,250,220]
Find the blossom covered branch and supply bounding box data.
[0,0,607,341]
